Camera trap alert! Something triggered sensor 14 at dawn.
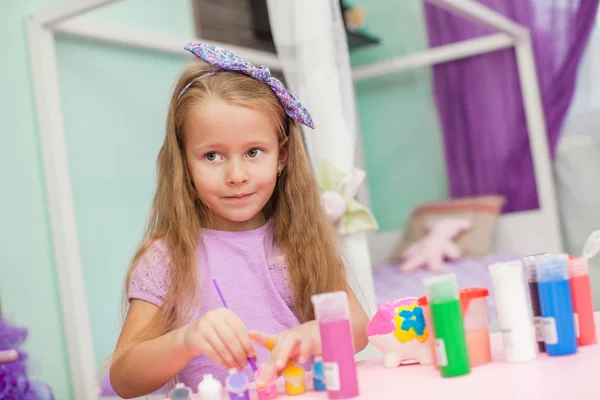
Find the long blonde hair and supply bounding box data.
[119,61,348,355]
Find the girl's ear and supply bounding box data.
[278,137,289,167]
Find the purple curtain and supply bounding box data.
[425,0,599,212]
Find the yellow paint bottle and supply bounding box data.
[282,361,305,395]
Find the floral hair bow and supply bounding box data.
[182,42,315,129]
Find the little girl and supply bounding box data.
[109,42,369,398]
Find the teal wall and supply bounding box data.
[56,0,196,377]
[1,1,72,399]
[349,0,449,231]
[1,1,195,399]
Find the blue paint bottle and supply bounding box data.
[537,254,578,356]
[312,355,326,391]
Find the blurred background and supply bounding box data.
[1,0,599,398]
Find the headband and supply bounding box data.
[179,42,315,129]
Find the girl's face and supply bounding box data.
[184,100,287,231]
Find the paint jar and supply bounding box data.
[226,368,250,400]
[488,260,538,362]
[256,365,278,400]
[522,253,549,352]
[537,254,578,356]
[419,287,490,369]
[460,287,492,367]
[423,273,470,377]
[312,355,327,391]
[168,383,192,400]
[569,255,597,346]
[282,362,305,395]
[197,374,223,400]
[311,291,359,399]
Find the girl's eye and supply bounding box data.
[247,148,263,158]
[205,152,222,161]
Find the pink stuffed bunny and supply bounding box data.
[398,218,471,272]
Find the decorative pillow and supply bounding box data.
[390,195,506,260]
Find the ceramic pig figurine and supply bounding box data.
[366,297,433,368]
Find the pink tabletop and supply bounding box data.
[175,313,600,399]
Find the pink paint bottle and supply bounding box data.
[311,291,359,399]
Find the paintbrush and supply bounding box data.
[212,279,258,372]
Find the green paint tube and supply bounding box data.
[423,273,471,377]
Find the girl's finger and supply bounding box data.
[296,336,315,364]
[257,354,278,389]
[258,334,299,388]
[204,326,238,369]
[249,330,276,351]
[256,336,287,387]
[226,315,256,358]
[214,319,246,370]
[273,335,299,370]
[220,325,248,369]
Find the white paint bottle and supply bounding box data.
[488,260,538,362]
[197,373,223,400]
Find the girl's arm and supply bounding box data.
[347,287,370,353]
[109,300,193,398]
[110,300,256,399]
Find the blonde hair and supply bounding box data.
[114,61,348,366]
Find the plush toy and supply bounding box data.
[366,297,433,368]
[398,218,471,272]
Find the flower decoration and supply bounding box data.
[0,315,35,400]
[316,160,378,235]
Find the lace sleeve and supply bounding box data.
[128,239,171,307]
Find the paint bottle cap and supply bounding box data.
[311,291,350,322]
[423,273,459,304]
[568,256,590,278]
[537,253,569,282]
[226,370,248,394]
[168,383,192,400]
[198,374,223,397]
[583,230,600,259]
[488,259,526,287]
[522,253,549,282]
[283,362,305,383]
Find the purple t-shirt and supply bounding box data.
[128,220,301,387]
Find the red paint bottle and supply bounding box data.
[568,255,597,346]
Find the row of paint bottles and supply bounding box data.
[490,245,597,363]
[523,252,596,354]
[423,274,470,377]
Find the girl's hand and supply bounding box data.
[249,321,321,388]
[182,307,256,370]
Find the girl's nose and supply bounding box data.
[226,160,249,185]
